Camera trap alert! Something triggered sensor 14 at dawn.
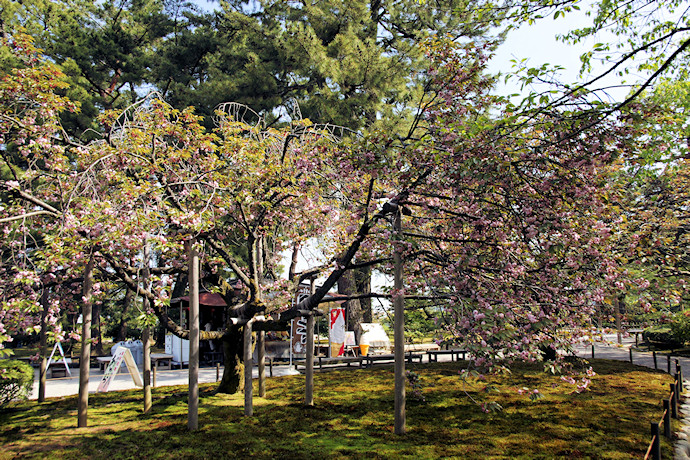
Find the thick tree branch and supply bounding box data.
[202,235,252,287]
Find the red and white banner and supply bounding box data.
[329,307,346,357]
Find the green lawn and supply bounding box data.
[0,359,676,459]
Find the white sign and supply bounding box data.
[97,348,143,392]
[47,342,71,377]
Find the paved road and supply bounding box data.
[572,333,690,382]
[30,362,302,400]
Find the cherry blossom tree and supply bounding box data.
[0,32,654,401]
[597,80,690,320]
[0,33,82,355]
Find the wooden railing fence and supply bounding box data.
[641,357,683,460]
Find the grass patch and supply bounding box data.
[0,359,675,459]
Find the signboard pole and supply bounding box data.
[289,323,293,368]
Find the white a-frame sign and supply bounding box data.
[97,347,143,392]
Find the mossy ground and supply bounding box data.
[0,359,676,459]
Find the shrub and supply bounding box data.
[670,312,690,346]
[643,325,681,348]
[0,359,34,406]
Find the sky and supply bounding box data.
[487,4,630,102]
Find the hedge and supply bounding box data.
[0,359,34,407]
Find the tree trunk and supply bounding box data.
[338,269,362,333]
[615,294,623,345]
[355,266,373,323]
[217,326,245,394]
[93,303,103,356]
[116,288,134,343]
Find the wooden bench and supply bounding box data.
[171,361,188,370]
[151,353,173,370]
[96,356,113,372]
[426,349,467,363]
[364,352,423,367]
[404,343,440,352]
[48,359,72,378]
[295,356,363,372]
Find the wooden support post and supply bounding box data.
[668,355,672,374]
[664,399,672,438]
[305,314,315,406]
[629,348,633,364]
[78,256,94,428]
[677,373,682,399]
[216,363,220,382]
[671,383,678,419]
[393,208,405,435]
[651,422,661,460]
[244,321,253,416]
[188,241,200,431]
[304,278,316,406]
[653,351,658,370]
[143,327,152,414]
[677,359,683,392]
[258,331,266,398]
[142,243,152,414]
[591,344,595,360]
[38,290,48,403]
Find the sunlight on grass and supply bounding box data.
[0,359,675,459]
